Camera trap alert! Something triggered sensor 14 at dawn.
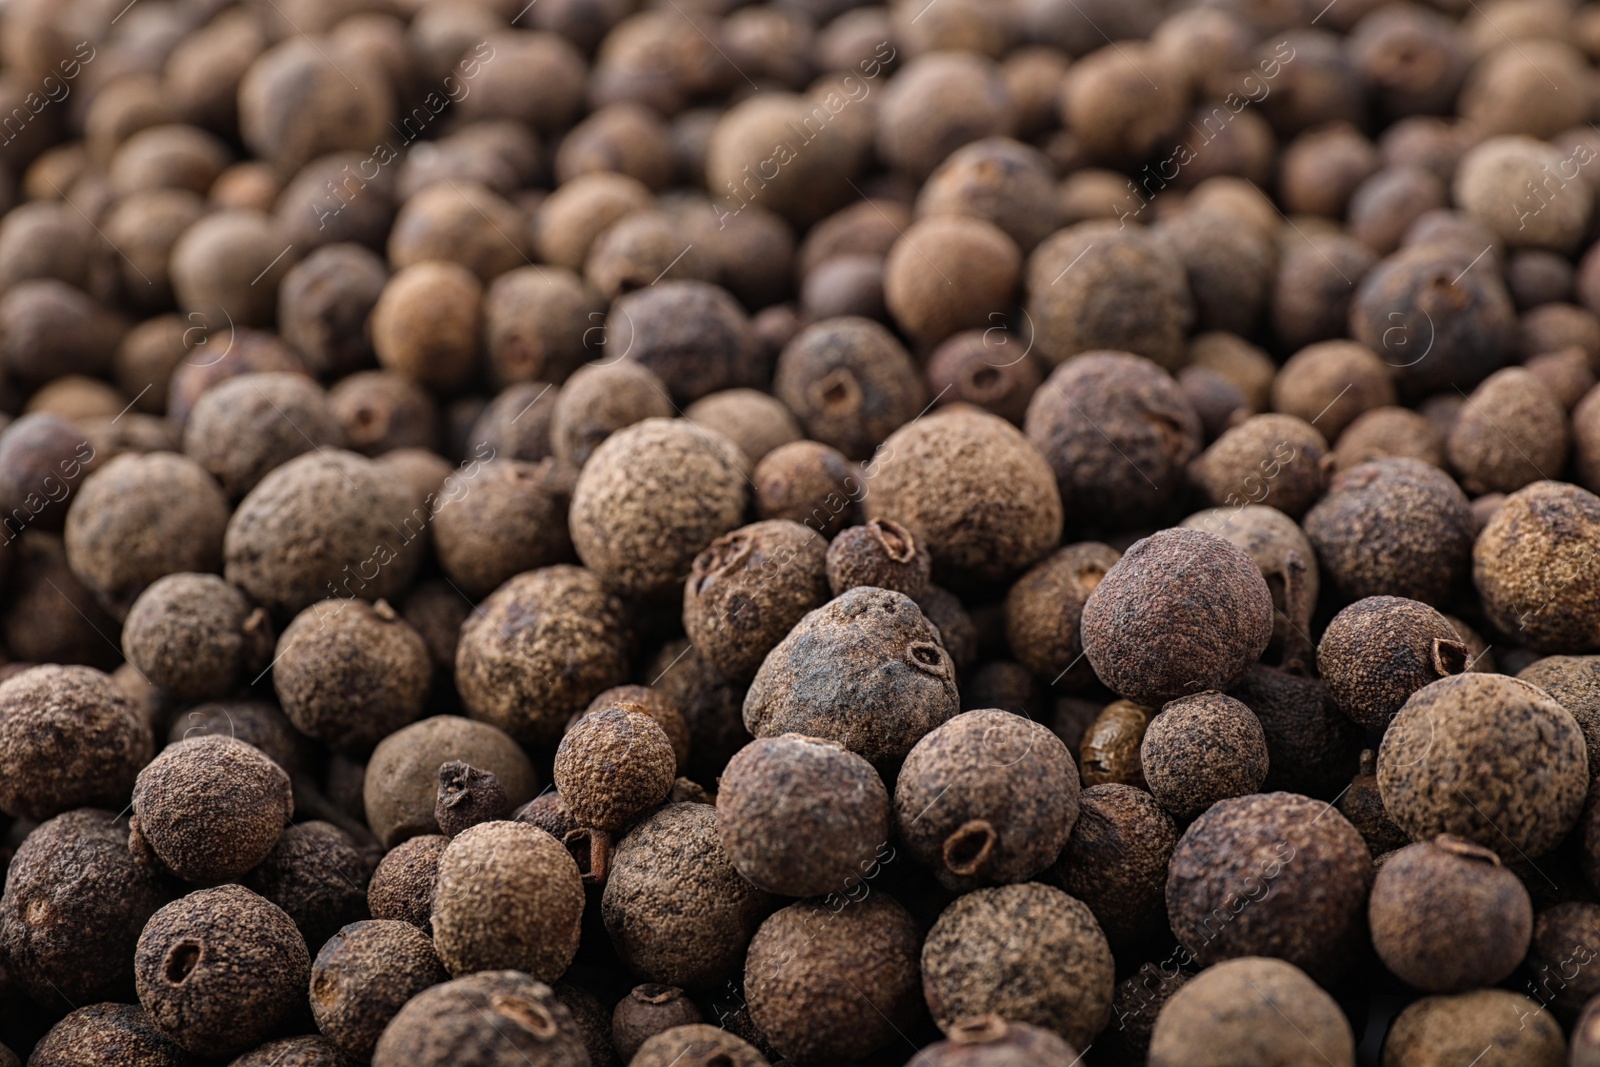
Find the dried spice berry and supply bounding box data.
[609,281,758,404]
[1378,674,1587,859]
[751,440,861,538]
[1024,353,1203,531]
[746,894,923,1066]
[456,566,630,745]
[131,736,294,883]
[121,573,273,701]
[1382,990,1566,1067]
[135,884,311,1057]
[896,709,1080,890]
[1304,457,1473,606]
[570,419,749,599]
[602,803,772,990]
[774,316,926,461]
[0,664,152,820]
[1338,749,1411,858]
[182,372,344,499]
[0,808,169,1006]
[613,985,703,1062]
[1332,406,1445,470]
[1273,233,1378,350]
[1369,835,1531,993]
[824,518,931,599]
[549,360,674,469]
[244,821,372,951]
[1052,782,1177,948]
[744,586,958,770]
[1166,792,1372,981]
[1189,413,1329,520]
[1525,349,1595,412]
[0,412,98,533]
[1004,542,1121,688]
[1227,666,1365,799]
[277,243,387,381]
[435,761,511,838]
[1079,700,1151,788]
[432,821,585,980]
[1147,957,1356,1067]
[229,1035,348,1065]
[925,329,1044,426]
[684,389,802,466]
[28,1003,193,1067]
[310,919,449,1061]
[716,733,889,897]
[1473,481,1600,651]
[1518,656,1600,776]
[1141,693,1269,822]
[581,685,691,769]
[912,1015,1082,1066]
[630,1024,770,1067]
[1447,368,1568,494]
[922,882,1113,1049]
[1271,341,1397,441]
[329,372,440,458]
[431,459,576,599]
[274,598,431,753]
[645,639,750,788]
[367,833,447,932]
[1082,528,1274,706]
[371,970,590,1067]
[684,519,831,684]
[364,716,537,848]
[1526,902,1600,1022]
[552,983,619,1067]
[883,216,1021,346]
[555,704,676,846]
[1184,505,1319,667]
[1318,596,1472,731]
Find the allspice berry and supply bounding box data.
[883,216,1021,346]
[1141,693,1269,822]
[1082,528,1275,706]
[746,894,923,1066]
[1518,655,1600,776]
[612,986,703,1062]
[121,573,273,700]
[1378,674,1588,860]
[430,458,577,599]
[896,709,1081,890]
[1052,782,1178,948]
[28,1004,192,1067]
[243,820,372,951]
[1148,957,1356,1067]
[825,518,930,599]
[134,885,311,1057]
[1271,340,1397,440]
[181,372,344,499]
[1166,792,1372,981]
[1318,596,1472,731]
[743,586,959,769]
[684,389,802,466]
[684,519,831,683]
[549,361,675,468]
[1332,406,1445,471]
[773,316,926,461]
[752,439,861,537]
[1229,665,1365,798]
[631,1024,769,1067]
[456,566,631,745]
[1080,700,1152,787]
[371,260,483,392]
[367,833,447,931]
[602,803,772,990]
[912,1015,1083,1066]
[609,281,758,404]
[554,704,676,841]
[0,664,153,820]
[1381,990,1567,1067]
[1447,368,1568,494]
[273,598,431,752]
[432,821,585,980]
[570,418,749,599]
[716,733,890,897]
[371,970,591,1067]
[364,716,537,847]
[130,736,293,882]
[1369,835,1532,993]
[1474,480,1600,651]
[1189,413,1330,519]
[1004,542,1121,688]
[923,882,1113,1049]
[230,1036,348,1065]
[435,761,511,838]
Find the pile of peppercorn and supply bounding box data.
[5,0,1600,1063]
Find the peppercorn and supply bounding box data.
[799,253,886,322]
[433,459,576,599]
[605,281,758,404]
[548,982,617,1067]
[464,382,560,464]
[103,189,205,310]
[745,893,922,1066]
[586,211,712,299]
[773,316,926,461]
[684,390,802,466]
[388,180,529,283]
[1304,457,1473,606]
[613,985,703,1062]
[275,152,395,254]
[134,884,311,1057]
[429,761,510,840]
[602,802,772,990]
[1025,222,1195,369]
[364,716,538,848]
[923,882,1113,1049]
[924,329,1044,426]
[1446,367,1568,494]
[751,439,861,537]
[536,173,655,272]
[798,200,912,279]
[0,200,91,292]
[481,267,603,388]
[28,1004,193,1067]
[916,1014,1086,1066]
[1052,779,1175,947]
[645,639,751,787]
[1078,699,1151,787]
[825,518,930,600]
[1228,665,1365,799]
[1273,233,1378,350]
[570,419,749,599]
[371,970,591,1067]
[1318,596,1473,732]
[1383,989,1567,1067]
[555,704,676,838]
[547,361,671,469]
[1474,480,1600,650]
[432,820,584,980]
[1337,749,1411,858]
[277,243,387,380]
[367,833,447,932]
[1142,693,1269,822]
[1369,834,1531,993]
[1190,413,1329,519]
[121,573,273,701]
[1351,166,1451,255]
[1147,957,1357,1067]
[369,260,482,392]
[230,1036,348,1065]
[166,329,308,427]
[1524,348,1595,413]
[1280,123,1380,218]
[883,216,1021,347]
[1332,406,1445,471]
[1379,673,1587,859]
[326,372,439,458]
[1163,209,1279,337]
[0,532,121,670]
[0,664,152,820]
[0,415,103,535]
[631,1024,770,1067]
[184,371,345,499]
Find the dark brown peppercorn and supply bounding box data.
[883,216,1021,346]
[1271,341,1397,441]
[1378,674,1588,859]
[1525,348,1595,412]
[1318,596,1472,732]
[1369,835,1531,993]
[0,664,152,820]
[1280,123,1380,219]
[364,716,537,848]
[435,761,511,838]
[554,982,619,1067]
[431,459,576,599]
[243,820,372,951]
[631,1024,770,1067]
[277,243,387,380]
[311,919,448,1060]
[1228,665,1365,799]
[1526,902,1600,1022]
[0,413,98,534]
[0,281,127,387]
[367,833,447,932]
[1381,989,1565,1067]
[684,390,802,467]
[1189,413,1329,519]
[1447,368,1568,494]
[135,884,311,1057]
[684,519,831,684]
[1147,957,1356,1067]
[1338,749,1411,858]
[825,518,930,599]
[1166,792,1372,981]
[1473,480,1600,651]
[432,821,585,980]
[602,803,772,990]
[774,316,927,461]
[1518,656,1600,777]
[0,808,169,1006]
[326,372,438,457]
[586,211,711,300]
[746,894,923,1066]
[917,137,1063,253]
[549,360,674,469]
[717,734,889,897]
[1052,782,1177,948]
[465,382,560,465]
[1025,353,1202,531]
[131,736,293,882]
[751,439,862,538]
[609,281,758,404]
[121,573,273,701]
[555,705,676,842]
[1304,457,1473,606]
[371,970,590,1067]
[896,709,1080,890]
[1332,406,1445,470]
[744,586,959,769]
[613,985,703,1063]
[370,260,482,392]
[1004,542,1120,689]
[923,882,1113,1049]
[581,685,691,769]
[1082,528,1274,706]
[1079,700,1151,787]
[1157,209,1276,337]
[1273,233,1378,350]
[1141,692,1269,822]
[28,1004,194,1067]
[912,1014,1082,1066]
[228,1035,347,1065]
[925,329,1044,426]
